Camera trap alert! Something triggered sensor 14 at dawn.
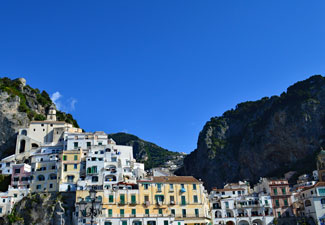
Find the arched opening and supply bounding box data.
[215,210,222,218]
[31,143,39,148]
[226,209,234,218]
[226,221,235,225]
[252,219,263,225]
[238,220,250,225]
[19,140,26,153]
[67,175,75,182]
[21,130,27,136]
[238,209,249,217]
[37,175,45,181]
[105,175,117,182]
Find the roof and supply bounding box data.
[302,182,325,192]
[138,176,201,184]
[31,121,66,124]
[212,188,244,192]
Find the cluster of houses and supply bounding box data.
[0,105,325,225]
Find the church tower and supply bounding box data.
[47,104,57,121]
[317,149,325,182]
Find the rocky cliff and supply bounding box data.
[176,75,325,190]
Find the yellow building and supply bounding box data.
[29,150,59,193]
[75,176,211,225]
[58,149,83,192]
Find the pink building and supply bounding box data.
[269,179,293,218]
[11,164,31,189]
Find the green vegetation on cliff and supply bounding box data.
[107,132,182,169]
[0,77,79,127]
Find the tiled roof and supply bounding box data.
[138,176,201,184]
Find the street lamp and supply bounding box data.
[78,189,103,225]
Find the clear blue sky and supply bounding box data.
[0,1,325,153]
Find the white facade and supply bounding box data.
[299,183,325,224]
[210,187,274,225]
[0,154,15,175]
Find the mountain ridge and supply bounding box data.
[176,75,325,190]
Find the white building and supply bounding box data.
[0,154,15,175]
[210,186,274,225]
[299,182,325,224]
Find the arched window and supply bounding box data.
[19,140,26,153]
[21,130,27,136]
[305,200,312,207]
[37,175,45,181]
[31,143,39,148]
[92,176,99,182]
[321,198,325,205]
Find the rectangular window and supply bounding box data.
[132,209,136,215]
[164,221,168,225]
[225,202,229,208]
[182,209,186,217]
[181,184,185,189]
[273,188,278,195]
[131,195,136,204]
[275,199,280,207]
[265,200,268,205]
[14,168,20,173]
[144,184,149,190]
[122,221,127,225]
[49,183,53,188]
[171,209,175,215]
[63,155,67,161]
[193,184,197,190]
[181,196,186,205]
[157,183,162,192]
[120,194,125,204]
[87,142,91,147]
[120,209,124,217]
[284,199,288,206]
[282,188,286,194]
[195,209,199,217]
[109,195,114,203]
[194,195,198,203]
[74,155,78,160]
[144,195,149,202]
[170,196,175,204]
[108,209,112,216]
[74,142,78,148]
[319,188,325,196]
[64,164,67,172]
[158,208,163,215]
[145,209,149,215]
[0,208,2,213]
[36,185,41,190]
[74,164,77,169]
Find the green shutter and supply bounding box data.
[109,195,114,203]
[276,200,279,207]
[145,209,149,215]
[131,195,136,204]
[273,188,277,195]
[120,209,124,216]
[63,155,67,160]
[122,221,127,225]
[164,221,169,225]
[194,195,198,203]
[74,155,78,160]
[120,194,125,204]
[181,196,186,205]
[108,209,112,217]
[282,188,286,194]
[132,209,136,215]
[193,184,197,190]
[159,208,163,214]
[195,209,199,216]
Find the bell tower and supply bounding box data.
[317,149,325,182]
[47,104,57,121]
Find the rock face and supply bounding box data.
[0,193,75,225]
[176,75,325,190]
[107,132,184,170]
[0,77,79,159]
